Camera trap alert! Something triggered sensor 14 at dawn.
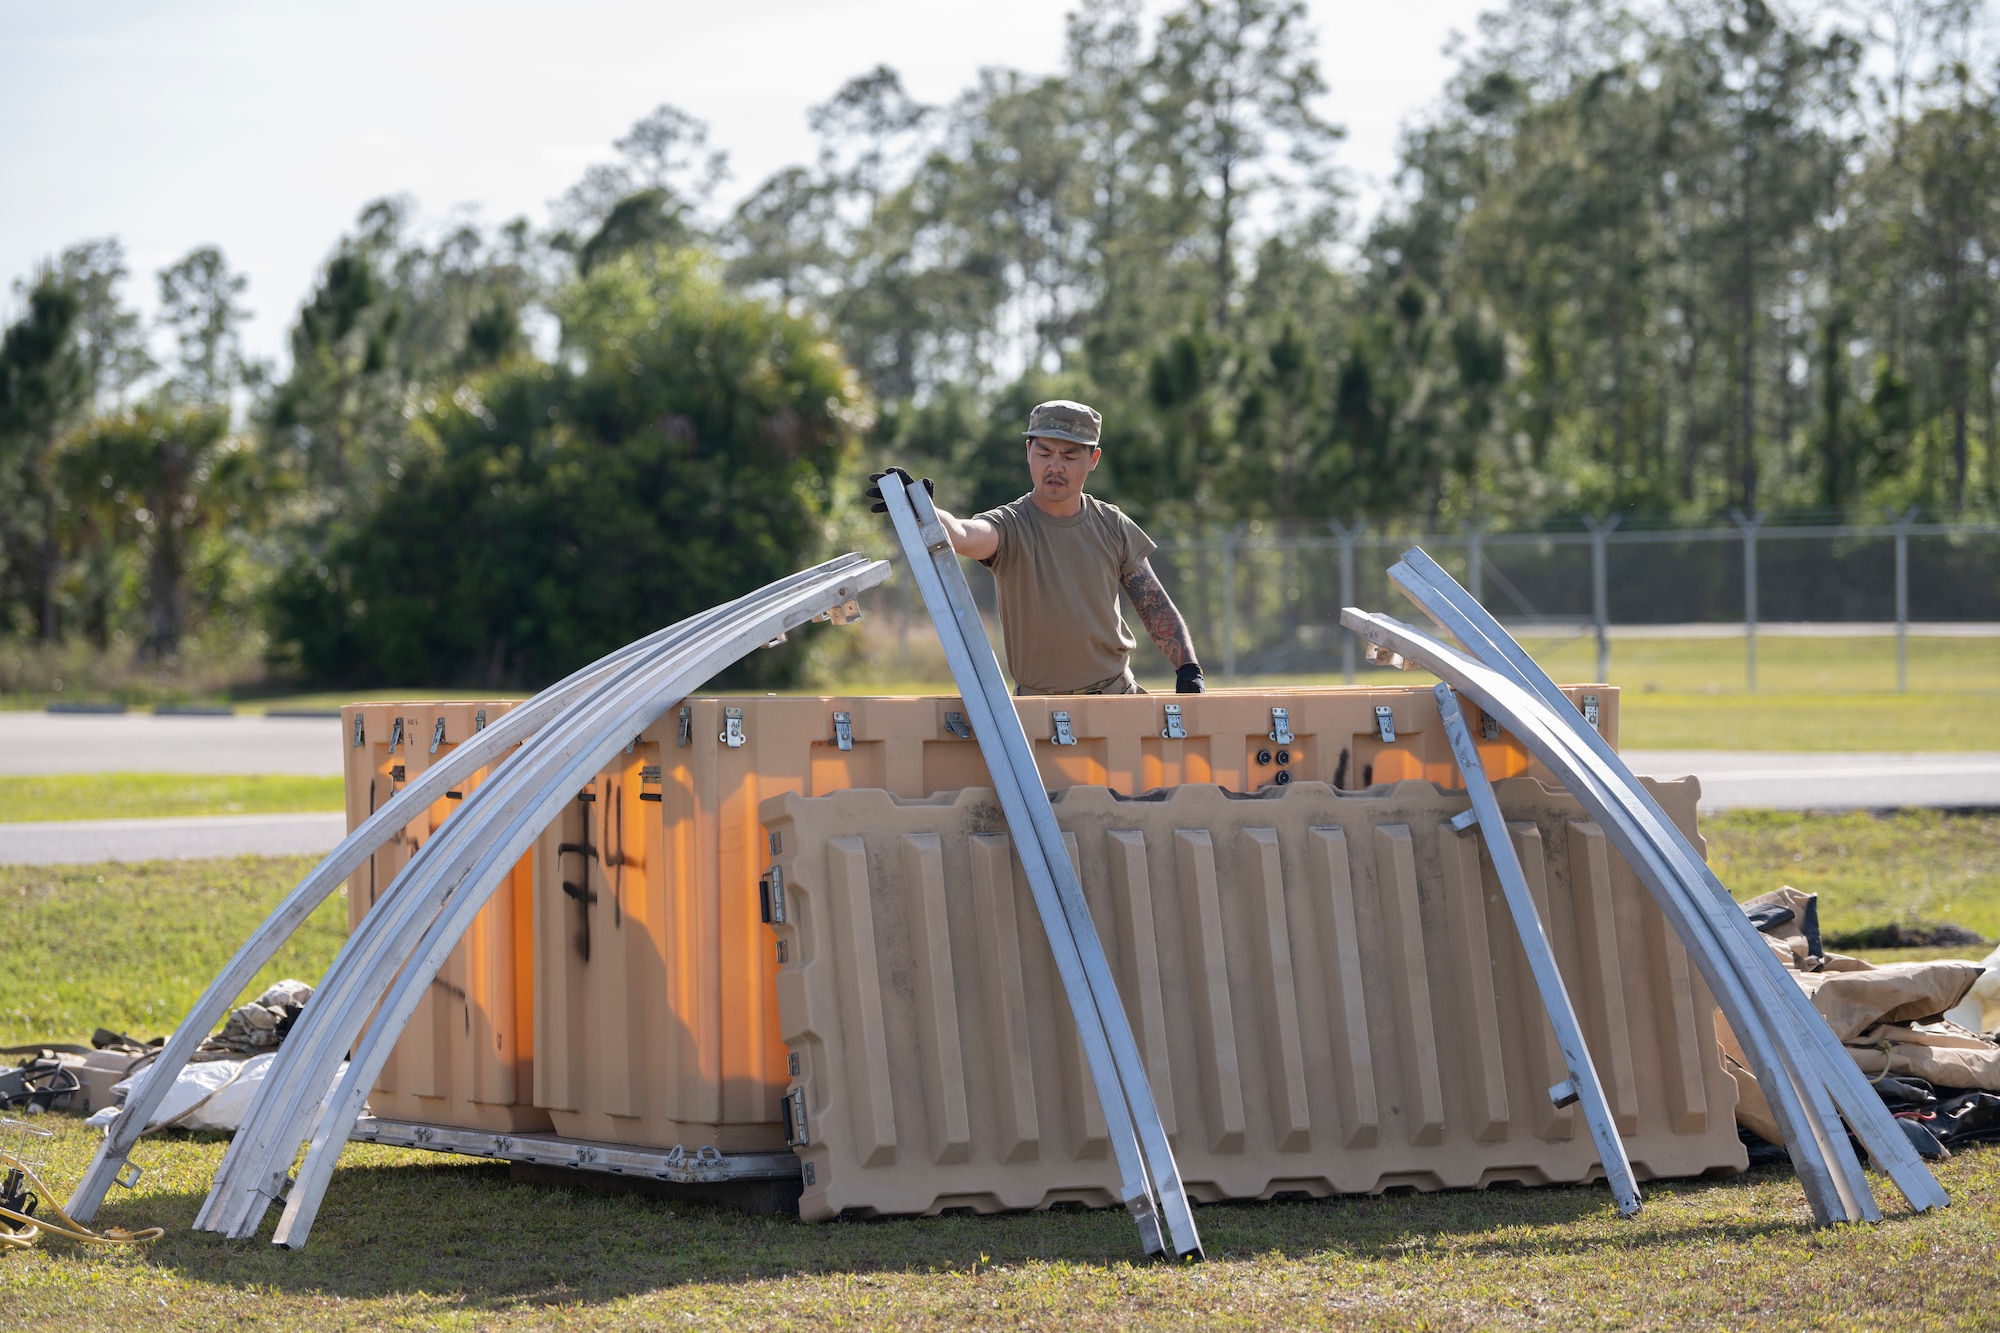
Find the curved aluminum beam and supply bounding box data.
[1387,548,1946,1214]
[196,558,886,1239]
[880,474,1202,1261]
[1432,683,1640,1216]
[1340,606,1916,1224]
[68,551,875,1225]
[209,556,884,1240]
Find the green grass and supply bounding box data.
[0,856,343,1044]
[2,822,1995,1328]
[0,774,345,824]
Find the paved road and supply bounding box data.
[0,812,347,866]
[1625,750,2000,813]
[0,711,343,776]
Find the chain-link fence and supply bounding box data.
[1148,514,2000,689]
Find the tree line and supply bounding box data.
[3,0,1996,687]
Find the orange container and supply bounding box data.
[341,700,547,1133]
[528,686,1618,1152]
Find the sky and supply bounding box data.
[0,0,1495,368]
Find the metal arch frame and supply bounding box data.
[184,558,886,1243]
[879,474,1203,1261]
[1382,549,1947,1214]
[195,558,883,1238]
[1345,605,1870,1223]
[1430,684,1642,1216]
[64,550,874,1225]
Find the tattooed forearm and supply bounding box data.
[1122,560,1198,669]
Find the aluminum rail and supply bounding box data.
[1341,606,1892,1224]
[194,558,880,1237]
[199,559,887,1241]
[271,561,882,1247]
[879,472,1202,1261]
[1431,683,1641,1216]
[65,549,873,1225]
[1388,548,1948,1215]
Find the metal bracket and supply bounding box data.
[351,714,365,749]
[1161,702,1186,740]
[760,866,786,924]
[831,711,852,751]
[943,710,971,739]
[781,1089,809,1147]
[1269,707,1294,745]
[113,1160,143,1189]
[1373,705,1396,743]
[429,717,447,755]
[1549,1078,1581,1109]
[1365,642,1411,670]
[1050,710,1077,746]
[814,599,862,626]
[1450,807,1479,832]
[677,706,692,747]
[1582,694,1601,732]
[387,717,403,755]
[720,707,745,748]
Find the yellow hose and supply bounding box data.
[0,1150,162,1252]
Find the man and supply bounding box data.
[878,399,1205,696]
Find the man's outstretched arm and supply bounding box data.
[1122,559,1199,677]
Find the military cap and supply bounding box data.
[1024,399,1102,448]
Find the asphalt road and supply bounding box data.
[0,710,344,776]
[2,714,1995,865]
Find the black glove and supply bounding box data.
[866,467,935,514]
[1176,662,1205,693]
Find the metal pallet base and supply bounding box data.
[349,1116,802,1185]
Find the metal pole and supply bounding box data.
[1332,519,1365,683]
[1891,505,1918,694]
[1731,509,1766,692]
[1583,515,1620,683]
[1218,534,1232,684]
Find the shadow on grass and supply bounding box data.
[92,1155,1859,1312]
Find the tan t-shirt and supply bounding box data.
[977,493,1157,694]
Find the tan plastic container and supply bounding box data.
[341,700,548,1132]
[760,774,1740,1220]
[528,686,1618,1154]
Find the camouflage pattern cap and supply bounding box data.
[1024,399,1102,448]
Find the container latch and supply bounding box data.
[720,707,745,748]
[760,866,787,924]
[781,1088,809,1147]
[1269,707,1294,745]
[1480,711,1500,742]
[1161,702,1186,740]
[1373,705,1396,743]
[1581,694,1600,732]
[677,705,692,747]
[430,717,447,755]
[943,710,971,739]
[1051,710,1077,746]
[351,714,365,749]
[832,711,853,751]
[474,709,487,731]
[387,716,404,755]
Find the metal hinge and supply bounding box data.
[831,711,852,751]
[769,831,782,856]
[1050,710,1077,746]
[760,866,786,924]
[781,1088,809,1147]
[1269,707,1294,746]
[1582,694,1600,732]
[677,706,692,747]
[1480,711,1500,742]
[1373,705,1396,743]
[351,714,365,749]
[387,717,404,755]
[943,710,971,740]
[1161,702,1186,740]
[430,717,447,755]
[720,707,745,748]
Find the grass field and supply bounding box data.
[3,814,1996,1327]
[0,774,345,824]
